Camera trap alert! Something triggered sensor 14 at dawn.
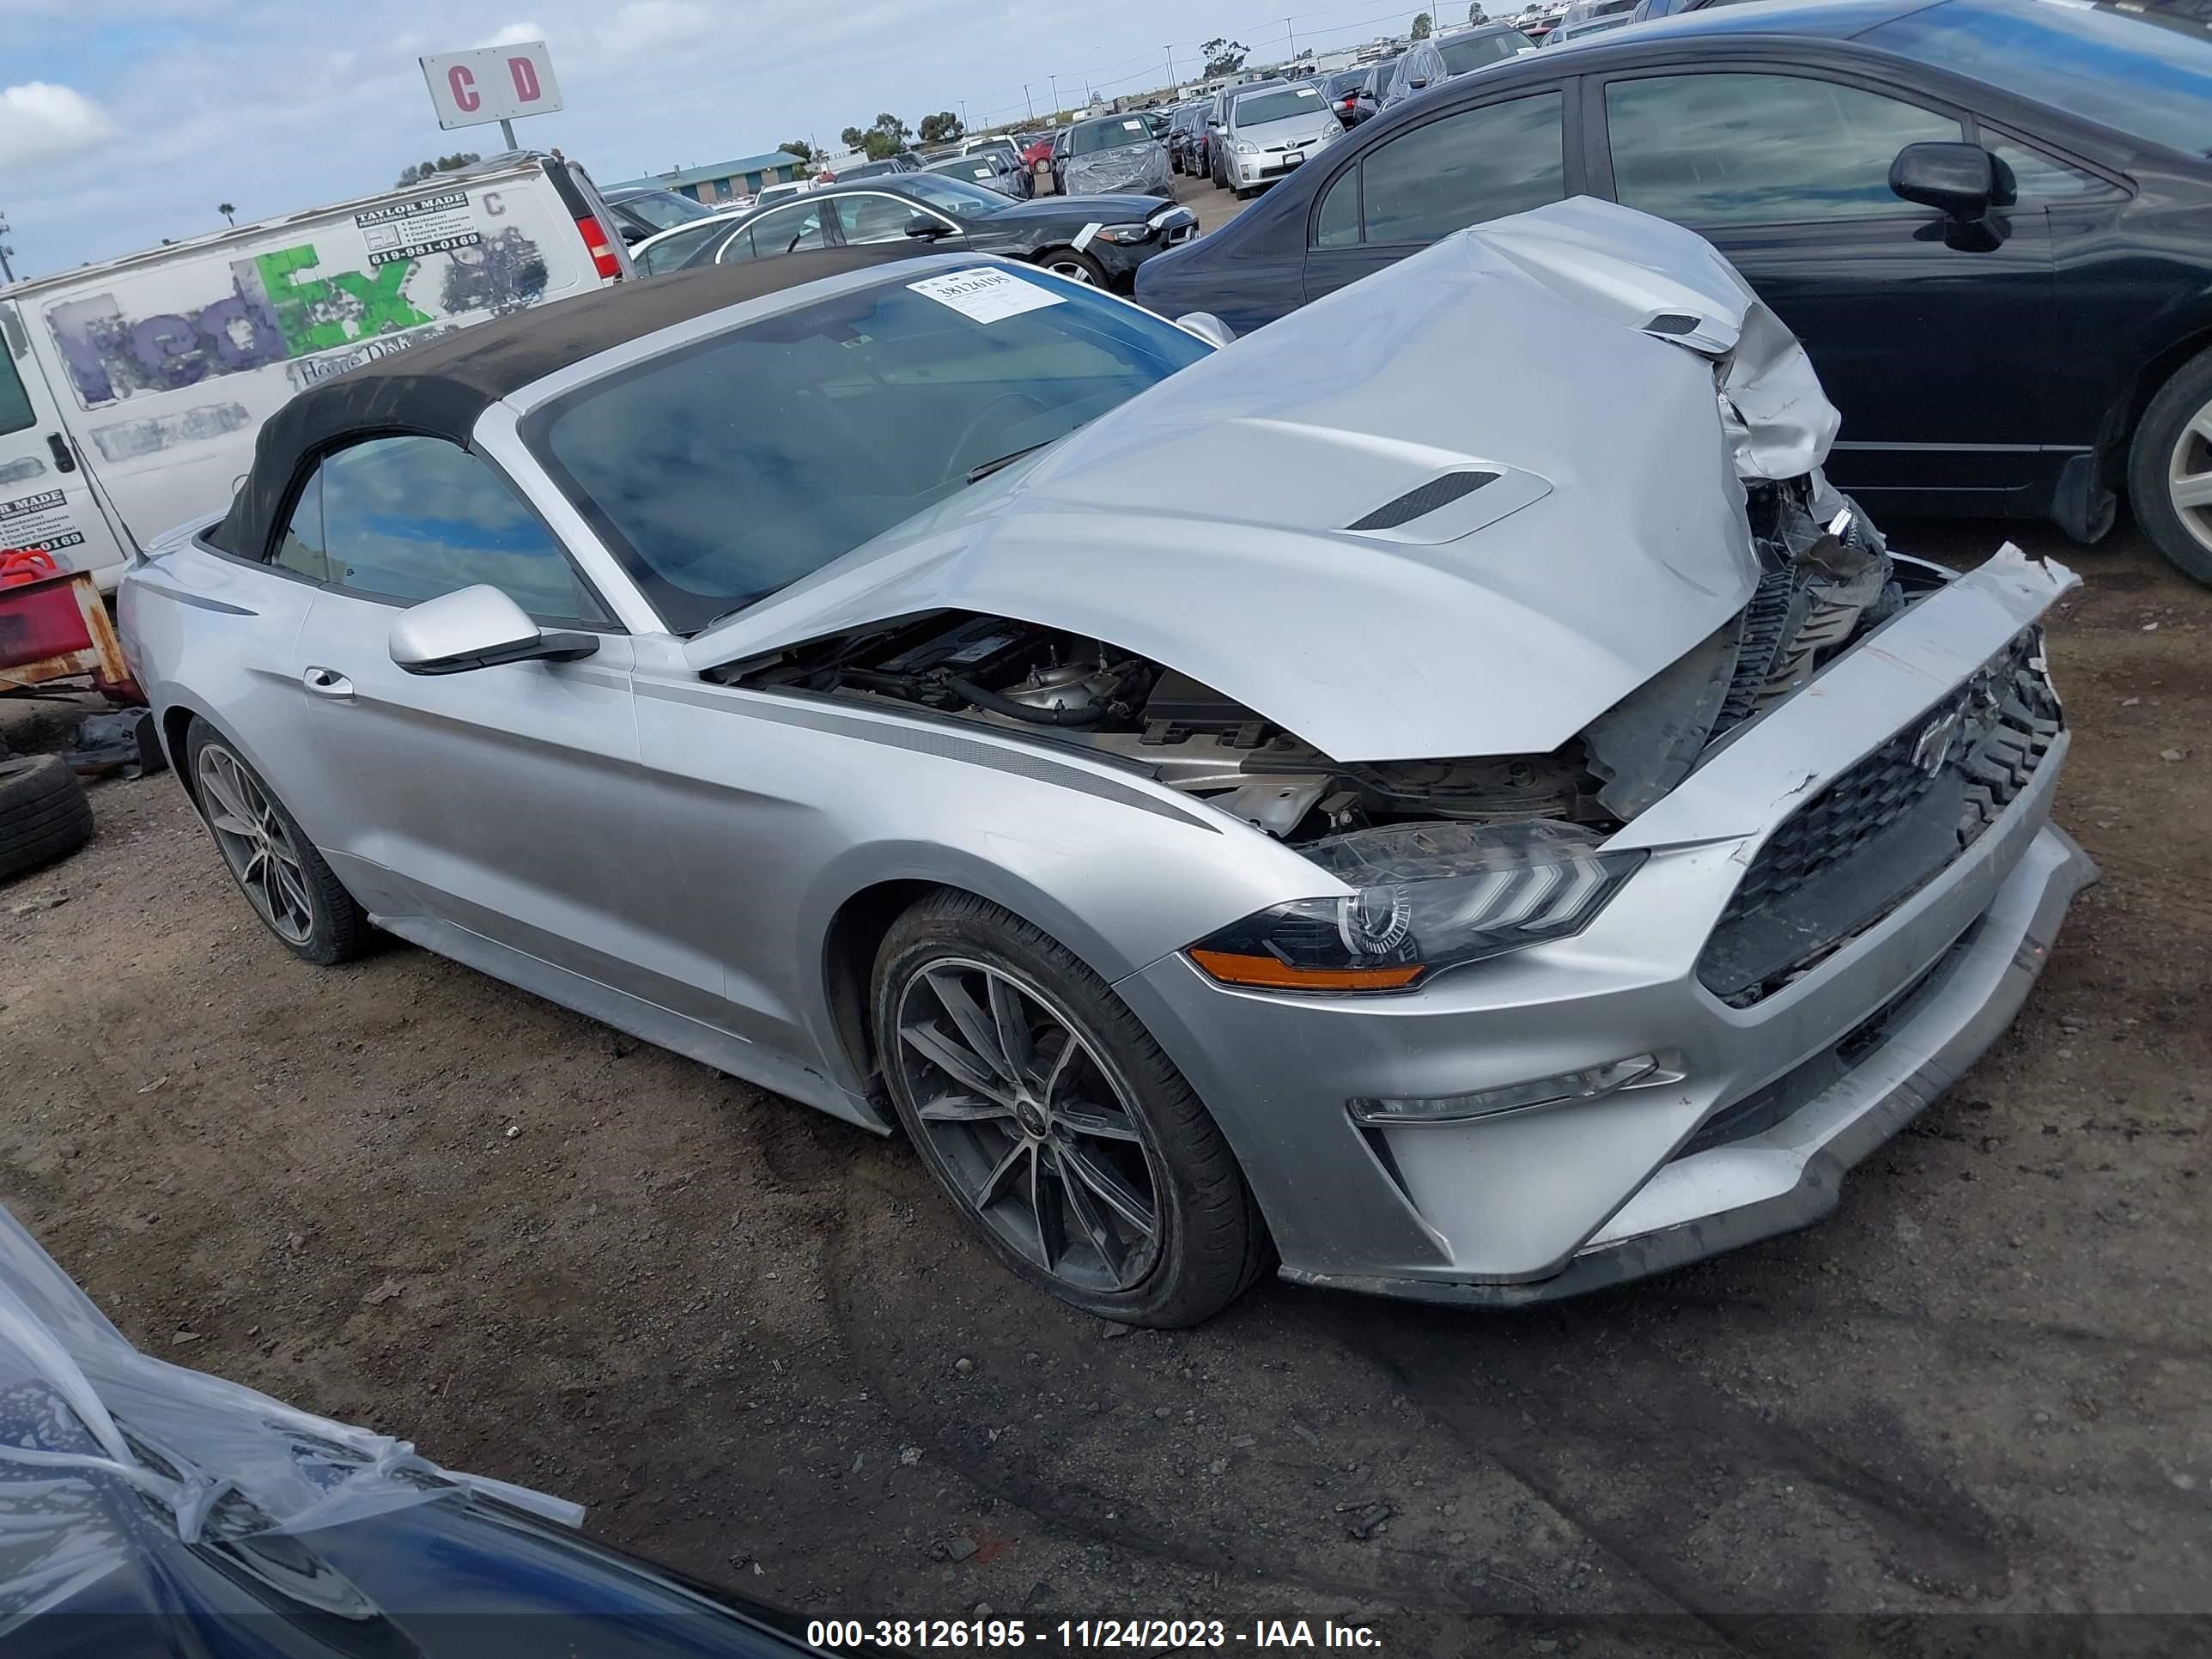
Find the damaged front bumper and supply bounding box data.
[1114,548,2098,1304]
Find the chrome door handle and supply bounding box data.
[302,667,354,699]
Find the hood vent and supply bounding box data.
[1345,469,1498,532]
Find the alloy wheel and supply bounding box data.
[894,957,1162,1292]
[196,743,315,944]
[2166,394,2212,559]
[1043,258,1096,284]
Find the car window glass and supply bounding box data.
[1605,73,1964,228]
[838,194,936,245]
[1437,30,1526,73]
[1315,167,1361,247]
[742,202,828,258]
[1236,86,1327,125]
[271,471,331,582]
[1865,0,2212,161]
[533,274,1210,634]
[715,226,758,265]
[318,436,606,623]
[1985,138,2110,202]
[637,220,730,274]
[617,190,714,231]
[0,346,34,438]
[1354,91,1565,245]
[897,173,1003,214]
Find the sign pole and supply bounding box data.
[499,118,519,151]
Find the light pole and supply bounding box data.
[0,216,15,286]
[1024,83,1036,120]
[1048,74,1059,116]
[1286,16,1297,55]
[1166,45,1176,90]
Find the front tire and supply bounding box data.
[2127,344,2212,586]
[872,891,1269,1327]
[185,720,368,964]
[1036,247,1107,287]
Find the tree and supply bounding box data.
[216,202,235,228]
[917,111,964,145]
[777,139,820,166]
[1200,36,1249,76]
[838,112,913,160]
[394,151,481,188]
[1411,10,1434,36]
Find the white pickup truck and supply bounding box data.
[0,152,632,591]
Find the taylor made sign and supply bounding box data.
[420,41,563,131]
[357,191,480,266]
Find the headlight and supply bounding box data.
[1091,222,1157,244]
[1188,820,1645,994]
[1233,141,1259,155]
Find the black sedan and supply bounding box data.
[674,173,1197,290]
[1134,0,2212,583]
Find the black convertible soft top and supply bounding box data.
[208,246,927,560]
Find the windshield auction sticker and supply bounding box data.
[908,267,1066,324]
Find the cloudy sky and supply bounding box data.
[1,0,1424,279]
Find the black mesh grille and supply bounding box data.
[1346,470,1497,532]
[1644,312,1701,336]
[1719,697,1957,924]
[1697,630,2059,1005]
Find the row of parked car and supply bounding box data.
[599,0,2212,586]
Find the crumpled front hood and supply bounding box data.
[693,199,1838,763]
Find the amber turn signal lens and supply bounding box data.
[1188,949,1425,993]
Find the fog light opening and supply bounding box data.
[1349,1054,1662,1127]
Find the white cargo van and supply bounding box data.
[0,152,631,591]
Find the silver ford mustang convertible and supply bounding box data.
[120,204,2095,1326]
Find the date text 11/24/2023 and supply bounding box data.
[804,1619,1382,1649]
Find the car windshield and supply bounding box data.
[894,173,1007,214]
[614,190,714,231]
[529,270,1212,634]
[1235,85,1328,125]
[1865,0,2212,158]
[1437,28,1527,71]
[1072,117,1152,154]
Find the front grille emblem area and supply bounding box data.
[1911,708,1963,777]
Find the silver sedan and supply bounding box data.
[119,206,2094,1326]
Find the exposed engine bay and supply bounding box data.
[726,471,1916,848]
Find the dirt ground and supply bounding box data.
[3,180,2207,1655]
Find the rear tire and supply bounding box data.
[0,754,94,884]
[2127,345,2212,586]
[872,890,1270,1327]
[184,720,368,965]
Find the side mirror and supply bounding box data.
[905,216,952,240]
[1176,313,1237,349]
[1408,75,1430,88]
[388,585,598,677]
[1889,141,1996,222]
[616,223,647,244]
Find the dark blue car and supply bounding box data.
[0,1202,820,1656]
[1134,0,2212,584]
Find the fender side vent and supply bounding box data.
[1645,312,1701,336]
[1345,469,1498,532]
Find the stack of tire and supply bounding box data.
[0,750,94,883]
